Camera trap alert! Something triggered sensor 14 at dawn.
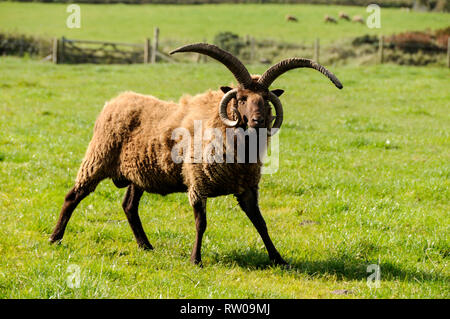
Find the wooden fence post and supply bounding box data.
[314,38,320,63]
[151,27,159,64]
[19,38,24,57]
[379,35,384,64]
[52,37,59,64]
[447,37,450,68]
[60,36,65,64]
[144,38,150,64]
[250,36,256,63]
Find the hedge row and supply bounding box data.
[0,32,52,57]
[2,0,420,9]
[2,29,448,66]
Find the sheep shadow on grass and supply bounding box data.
[211,248,448,283]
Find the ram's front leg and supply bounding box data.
[190,197,207,265]
[236,188,287,265]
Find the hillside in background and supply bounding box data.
[2,0,449,11]
[1,2,448,44]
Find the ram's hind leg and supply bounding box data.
[49,185,95,243]
[50,141,109,244]
[122,184,153,250]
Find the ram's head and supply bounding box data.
[170,43,343,135]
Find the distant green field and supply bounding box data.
[0,2,449,44]
[0,57,448,298]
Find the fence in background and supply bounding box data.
[48,28,450,67]
[52,27,175,64]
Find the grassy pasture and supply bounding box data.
[0,2,449,45]
[0,57,448,298]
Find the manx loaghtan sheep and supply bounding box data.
[352,15,365,24]
[285,14,298,22]
[324,14,338,23]
[339,12,351,21]
[49,43,343,265]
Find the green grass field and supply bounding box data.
[0,2,449,44]
[0,57,448,298]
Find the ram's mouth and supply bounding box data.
[242,116,249,130]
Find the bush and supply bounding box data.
[352,35,379,47]
[434,26,450,48]
[0,32,52,57]
[213,32,245,56]
[354,27,449,54]
[387,32,442,53]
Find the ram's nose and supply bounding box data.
[251,117,265,128]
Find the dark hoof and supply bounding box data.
[190,258,203,267]
[280,262,292,270]
[138,243,154,250]
[272,257,289,267]
[49,236,62,244]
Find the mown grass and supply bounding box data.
[0,57,449,298]
[0,2,449,45]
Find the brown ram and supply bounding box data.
[49,43,343,265]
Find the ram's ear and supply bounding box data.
[220,86,233,94]
[271,89,284,97]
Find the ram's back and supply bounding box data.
[77,91,187,194]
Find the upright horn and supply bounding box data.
[258,58,343,89]
[170,43,253,89]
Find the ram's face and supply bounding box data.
[221,87,284,129]
[236,89,268,129]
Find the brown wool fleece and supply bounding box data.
[74,87,268,206]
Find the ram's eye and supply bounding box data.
[239,97,247,103]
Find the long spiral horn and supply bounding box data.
[258,58,343,89]
[170,43,253,89]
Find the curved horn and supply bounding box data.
[267,92,283,136]
[170,43,253,88]
[219,89,240,127]
[258,58,343,89]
